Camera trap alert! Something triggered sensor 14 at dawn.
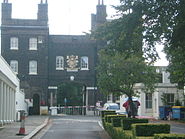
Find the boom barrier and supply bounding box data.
[50,106,102,116]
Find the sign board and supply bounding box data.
[48,86,58,90]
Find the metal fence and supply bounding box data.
[50,106,101,116]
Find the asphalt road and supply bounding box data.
[34,115,111,139]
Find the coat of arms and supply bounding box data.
[66,55,78,71]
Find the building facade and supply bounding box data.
[1,0,106,114]
[0,55,18,124]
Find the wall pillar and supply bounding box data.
[13,91,16,121]
[0,80,3,123]
[7,87,10,122]
[3,83,7,123]
[2,82,5,124]
[9,88,13,122]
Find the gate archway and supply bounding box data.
[57,82,84,107]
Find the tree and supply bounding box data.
[93,0,185,111]
[96,50,158,117]
[117,0,185,88]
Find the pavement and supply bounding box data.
[0,116,49,139]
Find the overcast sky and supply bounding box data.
[0,0,168,66]
[4,0,120,35]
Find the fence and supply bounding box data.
[50,106,101,116]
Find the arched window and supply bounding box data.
[56,56,64,70]
[29,60,37,75]
[81,56,89,70]
[10,60,18,74]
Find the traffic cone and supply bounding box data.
[16,111,26,136]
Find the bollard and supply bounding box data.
[17,110,26,136]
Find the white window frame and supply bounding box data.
[29,60,37,75]
[56,56,64,70]
[10,37,18,50]
[29,38,37,50]
[166,93,175,106]
[81,56,89,70]
[145,93,152,109]
[10,60,18,74]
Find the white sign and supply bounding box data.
[48,86,58,89]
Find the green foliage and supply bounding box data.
[121,118,149,130]
[97,51,157,97]
[161,93,172,106]
[175,99,182,106]
[117,0,185,87]
[136,137,154,139]
[105,115,126,123]
[112,117,126,127]
[101,110,116,118]
[104,122,133,139]
[57,82,83,106]
[132,123,170,137]
[154,134,185,139]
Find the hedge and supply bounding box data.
[132,123,170,137]
[101,110,116,118]
[121,118,149,130]
[104,122,133,139]
[112,117,125,127]
[136,137,154,139]
[106,115,126,123]
[154,134,185,139]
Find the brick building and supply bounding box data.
[1,0,106,114]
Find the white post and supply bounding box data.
[8,87,10,122]
[86,89,88,113]
[13,91,16,121]
[10,88,13,122]
[2,82,5,124]
[4,83,7,123]
[0,80,3,123]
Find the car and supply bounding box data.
[103,103,120,111]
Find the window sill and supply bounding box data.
[10,48,18,50]
[29,49,37,51]
[56,68,64,70]
[80,69,89,71]
[29,73,37,75]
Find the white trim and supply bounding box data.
[86,87,97,90]
[56,68,64,70]
[29,72,37,75]
[48,86,58,90]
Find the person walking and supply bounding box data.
[123,98,140,118]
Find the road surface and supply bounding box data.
[33,115,111,139]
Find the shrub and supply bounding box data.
[104,123,133,139]
[154,134,185,139]
[132,123,170,137]
[113,127,133,139]
[106,115,126,123]
[121,118,149,130]
[111,116,126,127]
[101,110,116,118]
